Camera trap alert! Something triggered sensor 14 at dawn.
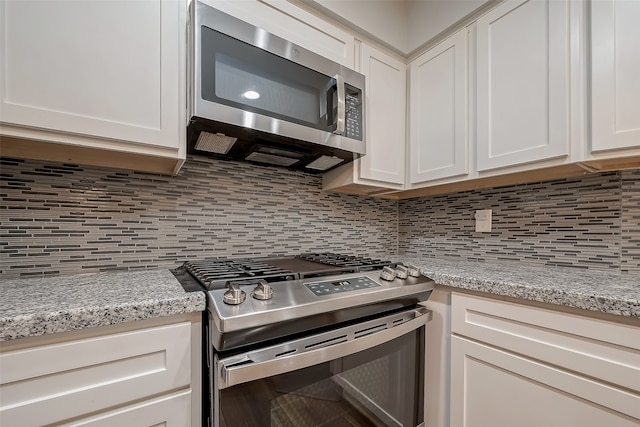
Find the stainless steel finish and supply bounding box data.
[207,269,434,333]
[251,280,273,300]
[216,306,432,389]
[407,264,421,277]
[190,1,366,156]
[395,265,409,279]
[380,266,397,281]
[223,284,246,305]
[334,74,346,135]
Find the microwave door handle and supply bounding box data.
[333,74,345,135]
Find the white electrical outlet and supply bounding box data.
[475,209,492,232]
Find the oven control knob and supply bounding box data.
[380,266,396,281]
[223,284,246,305]
[395,265,409,279]
[252,280,273,300]
[407,264,421,277]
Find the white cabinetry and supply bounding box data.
[0,314,201,427]
[590,0,640,155]
[0,0,186,175]
[475,0,572,172]
[450,292,640,427]
[323,42,407,195]
[408,28,468,186]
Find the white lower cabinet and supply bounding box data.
[450,292,640,427]
[0,315,201,427]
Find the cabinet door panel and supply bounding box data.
[451,293,640,394]
[591,0,640,152]
[0,0,181,150]
[360,43,406,185]
[409,28,468,184]
[61,390,192,427]
[0,322,191,426]
[451,336,640,426]
[476,0,570,171]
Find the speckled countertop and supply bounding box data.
[2,258,639,342]
[392,256,640,318]
[0,269,206,342]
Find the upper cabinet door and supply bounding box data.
[476,0,570,172]
[591,0,640,153]
[358,43,407,185]
[0,0,184,152]
[409,28,468,185]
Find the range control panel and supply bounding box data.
[305,276,380,296]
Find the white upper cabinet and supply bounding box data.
[322,42,407,194]
[409,28,469,186]
[201,0,355,68]
[357,43,407,186]
[591,0,640,154]
[475,0,571,172]
[0,0,186,174]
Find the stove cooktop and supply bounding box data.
[171,253,435,350]
[174,252,397,291]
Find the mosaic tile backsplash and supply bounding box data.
[0,156,397,279]
[399,169,640,273]
[1,155,639,279]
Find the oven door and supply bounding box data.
[211,306,431,427]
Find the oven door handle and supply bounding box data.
[217,306,432,389]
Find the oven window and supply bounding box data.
[216,330,424,427]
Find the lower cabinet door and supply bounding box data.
[450,335,640,427]
[0,322,191,426]
[61,390,192,427]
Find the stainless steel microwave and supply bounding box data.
[188,1,366,173]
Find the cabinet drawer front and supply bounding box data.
[451,293,640,393]
[61,390,192,427]
[451,335,640,424]
[0,322,191,426]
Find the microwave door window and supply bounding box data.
[200,26,332,131]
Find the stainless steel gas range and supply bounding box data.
[172,253,434,427]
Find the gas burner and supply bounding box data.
[184,258,296,289]
[296,253,394,270]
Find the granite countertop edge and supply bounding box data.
[0,269,206,342]
[2,258,639,342]
[393,256,640,318]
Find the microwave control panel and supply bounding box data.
[345,84,363,141]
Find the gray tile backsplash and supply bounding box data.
[0,156,397,279]
[399,169,640,273]
[1,155,639,279]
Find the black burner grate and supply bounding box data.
[184,259,296,289]
[296,253,393,270]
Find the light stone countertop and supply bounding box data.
[2,258,639,342]
[0,269,206,342]
[393,256,640,318]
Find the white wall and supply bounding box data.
[407,0,490,53]
[301,0,491,55]
[303,0,409,52]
